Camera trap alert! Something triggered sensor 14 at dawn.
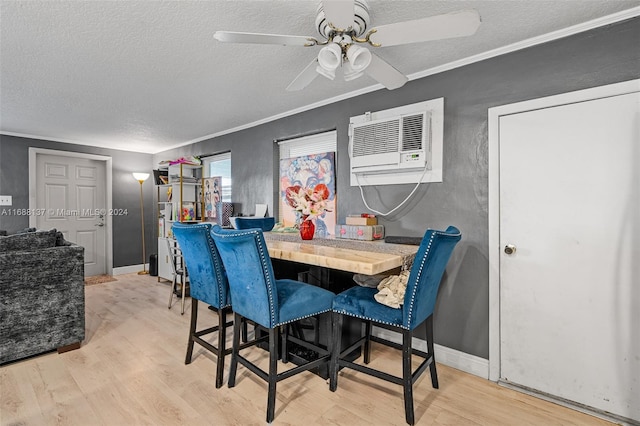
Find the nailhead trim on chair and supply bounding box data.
[190,223,231,309]
[405,232,435,329]
[405,228,461,329]
[212,228,277,326]
[256,231,278,327]
[332,231,440,331]
[275,308,332,327]
[333,309,410,330]
[334,228,463,331]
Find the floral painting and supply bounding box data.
[279,152,336,237]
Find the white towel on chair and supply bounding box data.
[374,270,410,309]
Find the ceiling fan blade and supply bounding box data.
[214,31,317,47]
[365,53,408,90]
[322,0,355,31]
[286,59,320,91]
[369,9,481,47]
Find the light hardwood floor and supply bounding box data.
[1,273,615,425]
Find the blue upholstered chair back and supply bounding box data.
[172,222,230,310]
[402,226,461,330]
[210,226,278,328]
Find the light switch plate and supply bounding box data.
[0,195,12,206]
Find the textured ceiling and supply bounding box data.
[1,1,639,154]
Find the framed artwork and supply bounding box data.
[204,176,222,224]
[279,152,336,237]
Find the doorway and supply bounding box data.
[29,148,113,277]
[488,80,639,422]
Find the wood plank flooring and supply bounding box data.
[1,273,616,425]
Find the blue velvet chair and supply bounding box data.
[210,226,335,424]
[172,222,233,389]
[329,226,462,425]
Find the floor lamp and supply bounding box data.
[133,172,150,275]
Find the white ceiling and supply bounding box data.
[1,1,638,154]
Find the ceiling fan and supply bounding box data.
[213,1,481,91]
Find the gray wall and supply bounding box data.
[154,18,640,359]
[0,136,154,268]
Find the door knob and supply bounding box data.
[504,244,516,255]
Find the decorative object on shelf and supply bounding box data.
[181,203,196,221]
[280,152,336,238]
[299,217,315,240]
[155,163,205,283]
[153,169,169,185]
[158,156,201,166]
[203,176,222,224]
[222,202,234,227]
[285,183,331,240]
[133,172,150,275]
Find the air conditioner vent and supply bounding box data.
[352,119,400,157]
[349,98,443,186]
[401,114,424,151]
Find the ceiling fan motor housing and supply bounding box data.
[315,0,371,39]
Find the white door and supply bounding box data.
[35,154,107,277]
[498,90,639,421]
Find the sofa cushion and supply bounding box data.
[0,229,58,252]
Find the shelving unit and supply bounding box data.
[156,163,204,282]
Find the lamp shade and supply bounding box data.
[343,62,364,81]
[346,44,372,72]
[318,43,341,70]
[133,172,150,182]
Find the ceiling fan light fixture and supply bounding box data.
[316,65,336,80]
[346,44,372,72]
[317,42,342,71]
[343,62,364,81]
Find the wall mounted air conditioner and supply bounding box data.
[349,98,444,186]
[350,111,430,174]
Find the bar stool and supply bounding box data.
[166,238,188,314]
[211,225,335,423]
[329,226,462,425]
[172,222,233,389]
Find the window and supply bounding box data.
[203,152,231,202]
[278,130,337,160]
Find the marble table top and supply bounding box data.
[263,232,419,275]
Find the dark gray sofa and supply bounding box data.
[0,229,85,364]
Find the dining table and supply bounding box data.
[260,231,420,377]
[263,232,419,276]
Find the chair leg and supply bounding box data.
[215,306,227,388]
[426,315,439,389]
[241,319,248,343]
[329,312,343,392]
[168,275,176,309]
[266,327,278,423]
[313,316,320,346]
[281,323,289,363]
[402,329,415,425]
[364,320,372,364]
[228,313,241,388]
[185,299,198,364]
[180,274,186,315]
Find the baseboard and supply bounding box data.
[498,381,638,426]
[112,263,148,275]
[372,326,489,379]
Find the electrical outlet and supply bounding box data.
[0,195,12,206]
